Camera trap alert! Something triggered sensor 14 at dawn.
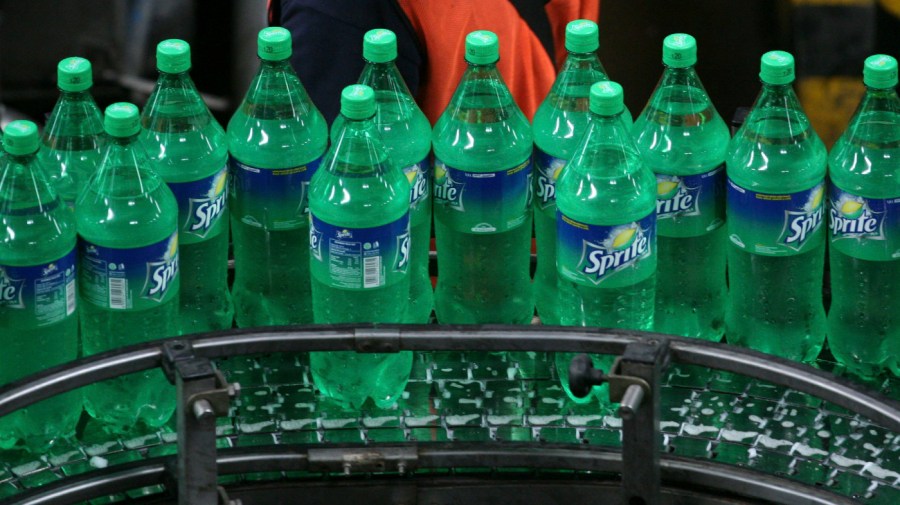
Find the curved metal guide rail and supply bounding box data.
[0,325,898,504]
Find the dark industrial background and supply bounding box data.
[0,0,897,148]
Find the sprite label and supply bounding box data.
[829,184,900,261]
[0,251,77,326]
[167,164,228,244]
[309,214,410,290]
[533,148,566,211]
[79,233,179,310]
[404,156,431,211]
[556,212,656,289]
[229,156,322,230]
[433,158,532,234]
[727,179,825,256]
[655,164,725,237]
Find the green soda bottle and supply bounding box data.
[0,121,80,451]
[554,81,657,402]
[533,20,632,325]
[827,55,900,377]
[633,34,730,341]
[309,84,412,407]
[432,30,534,324]
[227,27,328,327]
[358,29,432,323]
[77,103,179,432]
[725,51,827,361]
[140,39,233,333]
[38,57,104,209]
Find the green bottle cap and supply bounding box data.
[760,50,795,85]
[341,84,376,120]
[2,120,39,155]
[466,30,499,65]
[864,54,898,88]
[662,33,696,67]
[565,19,599,53]
[590,80,624,115]
[363,28,397,63]
[157,39,191,73]
[258,27,292,61]
[57,57,93,92]
[104,102,141,137]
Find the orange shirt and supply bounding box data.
[397,0,600,123]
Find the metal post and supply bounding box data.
[163,340,239,505]
[615,337,669,505]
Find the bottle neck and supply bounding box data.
[564,50,601,67]
[861,85,900,107]
[260,58,293,72]
[58,89,94,101]
[661,65,698,84]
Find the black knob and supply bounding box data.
[568,354,607,398]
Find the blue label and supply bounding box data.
[229,157,322,230]
[556,212,656,287]
[727,179,825,256]
[656,164,725,237]
[404,156,431,210]
[309,214,410,290]
[0,250,76,326]
[168,165,228,243]
[534,148,566,211]
[433,158,532,233]
[829,185,900,261]
[79,233,179,310]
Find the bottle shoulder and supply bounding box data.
[557,150,657,225]
[725,99,827,193]
[227,107,328,168]
[0,206,76,266]
[76,184,178,248]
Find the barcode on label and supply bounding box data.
[66,280,76,315]
[363,256,381,288]
[109,277,127,309]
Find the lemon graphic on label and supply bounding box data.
[657,180,679,200]
[211,170,227,198]
[405,166,419,185]
[809,185,824,210]
[840,198,865,219]
[165,234,179,261]
[434,164,447,185]
[611,226,637,250]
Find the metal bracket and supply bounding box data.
[186,370,240,420]
[162,340,240,505]
[616,337,670,505]
[605,356,652,420]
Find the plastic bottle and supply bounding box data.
[432,30,533,324]
[633,34,730,341]
[227,27,328,327]
[827,54,900,377]
[725,51,827,361]
[77,103,179,432]
[357,28,432,322]
[554,81,657,402]
[0,121,80,451]
[38,57,104,209]
[309,84,412,407]
[140,39,233,334]
[533,20,632,325]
